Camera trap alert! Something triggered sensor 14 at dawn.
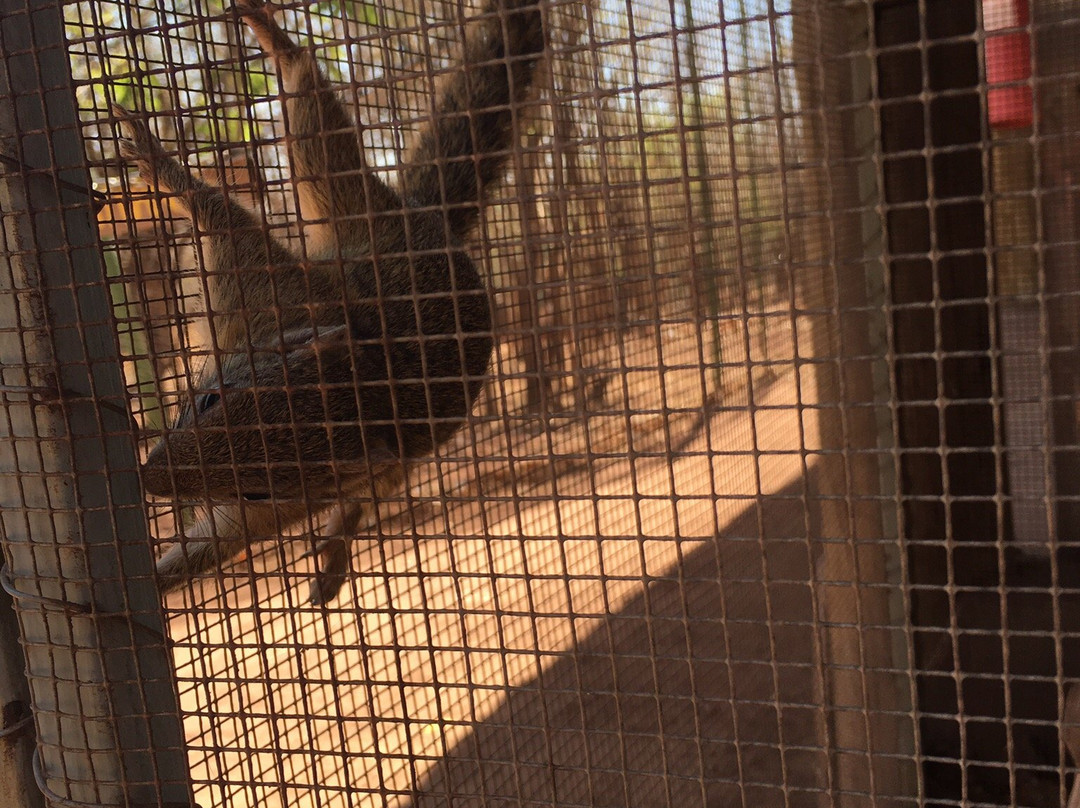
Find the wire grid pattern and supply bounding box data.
[0,0,1070,805]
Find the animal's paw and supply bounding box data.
[235,0,277,26]
[112,104,164,177]
[305,537,350,606]
[235,0,295,60]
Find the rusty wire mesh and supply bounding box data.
[0,0,1078,806]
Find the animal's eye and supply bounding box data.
[196,392,221,414]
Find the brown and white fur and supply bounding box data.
[113,0,544,603]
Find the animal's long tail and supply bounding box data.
[402,0,544,240]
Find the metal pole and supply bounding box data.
[0,2,192,806]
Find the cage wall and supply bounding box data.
[0,0,1077,806]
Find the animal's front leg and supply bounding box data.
[113,103,198,199]
[306,502,367,605]
[307,465,407,604]
[113,104,295,318]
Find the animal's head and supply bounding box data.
[141,325,397,504]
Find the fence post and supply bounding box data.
[0,2,192,806]
[791,1,917,804]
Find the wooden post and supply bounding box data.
[0,582,40,808]
[0,2,192,806]
[791,1,917,804]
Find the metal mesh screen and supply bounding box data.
[1,0,1078,806]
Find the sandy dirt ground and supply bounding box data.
[161,317,831,808]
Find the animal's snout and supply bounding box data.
[140,454,176,498]
[140,437,204,498]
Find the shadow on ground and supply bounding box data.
[409,475,829,808]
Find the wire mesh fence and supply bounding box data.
[0,0,1077,806]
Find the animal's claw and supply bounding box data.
[306,537,350,605]
[235,0,277,23]
[112,105,162,167]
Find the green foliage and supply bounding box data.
[103,249,164,429]
[314,0,380,26]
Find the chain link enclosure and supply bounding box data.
[0,0,1077,806]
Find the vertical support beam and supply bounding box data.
[791,1,916,804]
[1032,0,1080,551]
[0,2,192,806]
[874,0,1006,803]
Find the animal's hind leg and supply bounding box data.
[305,502,367,605]
[235,0,400,252]
[305,465,406,604]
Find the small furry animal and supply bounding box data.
[113,0,544,603]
